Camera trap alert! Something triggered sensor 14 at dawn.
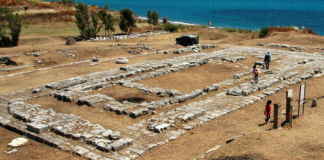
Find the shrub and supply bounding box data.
[164,23,178,32]
[0,7,22,47]
[302,28,317,35]
[66,38,76,45]
[60,0,75,5]
[260,27,270,38]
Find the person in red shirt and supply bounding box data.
[264,100,272,124]
[254,69,259,84]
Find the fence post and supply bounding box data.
[273,103,281,129]
[286,97,293,128]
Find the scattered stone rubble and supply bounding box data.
[1,46,324,159]
[89,31,170,42]
[260,43,324,51]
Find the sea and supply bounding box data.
[50,0,324,35]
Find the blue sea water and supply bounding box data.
[52,0,324,35]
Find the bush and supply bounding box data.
[164,23,178,32]
[260,27,270,38]
[302,28,317,35]
[0,7,22,47]
[66,38,76,45]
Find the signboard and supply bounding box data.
[208,21,213,27]
[286,89,293,98]
[298,82,306,116]
[299,83,306,105]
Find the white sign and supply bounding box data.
[299,83,306,105]
[286,89,293,99]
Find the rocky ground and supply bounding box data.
[1,23,324,160]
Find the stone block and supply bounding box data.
[154,123,171,133]
[132,149,145,156]
[109,131,120,140]
[112,140,124,151]
[85,152,103,160]
[72,146,89,156]
[27,122,48,134]
[32,89,41,93]
[102,129,113,138]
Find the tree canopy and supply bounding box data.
[151,10,159,29]
[0,7,22,47]
[119,8,136,34]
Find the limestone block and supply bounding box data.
[112,140,124,151]
[72,133,82,140]
[242,89,251,96]
[232,89,242,96]
[148,143,157,150]
[8,98,24,104]
[102,129,113,138]
[72,146,89,156]
[85,152,103,160]
[109,131,120,140]
[267,43,276,47]
[154,123,171,133]
[32,89,41,93]
[81,134,94,140]
[132,149,145,156]
[226,89,234,95]
[27,122,48,134]
[116,57,129,64]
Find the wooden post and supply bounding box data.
[286,97,293,128]
[273,103,281,129]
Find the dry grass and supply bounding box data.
[21,10,75,23]
[269,26,318,35]
[0,127,80,160]
[138,59,250,93]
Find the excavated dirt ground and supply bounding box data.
[1,20,324,160]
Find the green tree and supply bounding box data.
[151,10,159,30]
[163,17,168,25]
[164,22,178,32]
[147,10,152,29]
[9,13,22,46]
[75,2,89,37]
[119,8,136,34]
[0,7,22,46]
[260,27,270,38]
[60,0,75,5]
[98,10,115,37]
[162,17,168,31]
[106,14,115,36]
[91,12,101,38]
[104,4,109,10]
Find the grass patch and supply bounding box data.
[20,23,79,36]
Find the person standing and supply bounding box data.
[254,69,259,84]
[252,65,257,76]
[264,100,272,124]
[264,52,271,69]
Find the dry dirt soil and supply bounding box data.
[1,19,324,160]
